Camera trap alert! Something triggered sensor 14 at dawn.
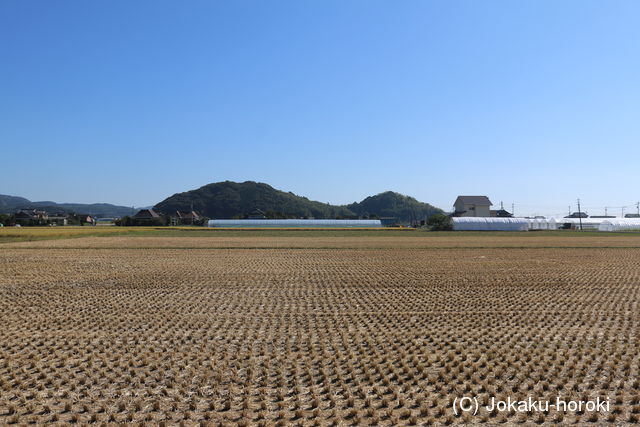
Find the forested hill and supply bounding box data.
[347,191,442,222]
[154,181,443,222]
[154,181,353,219]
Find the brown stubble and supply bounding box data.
[0,235,639,425]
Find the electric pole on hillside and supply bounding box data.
[512,202,515,217]
[605,207,608,216]
[577,198,582,230]
[636,202,639,216]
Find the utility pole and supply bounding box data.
[622,207,625,218]
[568,206,571,216]
[637,202,639,216]
[577,198,582,230]
[605,207,608,216]
[512,202,515,217]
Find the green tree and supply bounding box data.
[427,214,453,231]
[0,213,11,226]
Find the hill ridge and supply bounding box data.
[154,181,443,223]
[0,194,139,218]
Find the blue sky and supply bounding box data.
[2,1,639,216]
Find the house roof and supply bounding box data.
[15,209,37,219]
[248,208,266,218]
[177,211,199,219]
[455,196,492,206]
[134,209,160,218]
[490,209,512,217]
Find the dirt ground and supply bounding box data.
[1,230,639,425]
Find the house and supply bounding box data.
[13,209,71,226]
[490,209,513,218]
[176,210,200,225]
[565,212,588,218]
[14,209,48,225]
[127,208,165,226]
[248,208,267,219]
[15,209,44,220]
[48,212,69,226]
[75,214,95,225]
[453,196,492,217]
[133,209,161,220]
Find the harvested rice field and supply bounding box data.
[1,228,639,425]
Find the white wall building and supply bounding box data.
[453,196,492,217]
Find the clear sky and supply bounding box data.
[2,1,639,217]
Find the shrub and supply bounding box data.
[427,214,453,231]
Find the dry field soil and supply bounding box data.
[1,228,639,425]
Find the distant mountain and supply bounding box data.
[154,181,443,223]
[0,195,31,210]
[0,194,136,218]
[38,202,136,217]
[155,181,354,219]
[348,191,442,223]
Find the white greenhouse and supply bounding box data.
[452,217,529,231]
[528,218,557,230]
[598,219,640,232]
[206,219,382,228]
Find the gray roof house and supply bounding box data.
[133,209,161,219]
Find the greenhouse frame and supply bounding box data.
[206,219,383,228]
[452,217,529,231]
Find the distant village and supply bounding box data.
[2,195,639,229]
[1,208,202,227]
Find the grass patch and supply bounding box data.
[0,227,145,243]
